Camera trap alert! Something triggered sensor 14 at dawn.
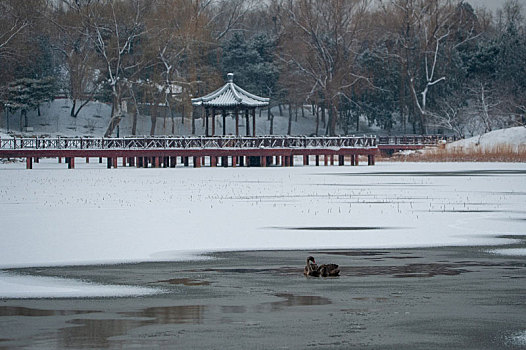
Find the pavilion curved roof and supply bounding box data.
[191,73,269,108]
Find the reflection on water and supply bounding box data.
[0,307,96,317]
[255,293,331,313]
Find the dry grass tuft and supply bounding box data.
[386,144,526,162]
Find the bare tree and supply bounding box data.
[277,0,371,135]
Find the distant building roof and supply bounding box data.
[191,73,269,108]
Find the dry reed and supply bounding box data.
[385,144,526,162]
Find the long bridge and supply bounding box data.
[0,135,454,169]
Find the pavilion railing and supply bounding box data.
[0,135,378,150]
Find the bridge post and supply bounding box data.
[355,155,359,166]
[107,158,112,169]
[315,155,320,166]
[222,156,228,167]
[85,157,89,164]
[303,155,309,166]
[68,157,75,169]
[122,157,126,167]
[113,157,118,168]
[58,157,62,163]
[232,156,237,168]
[324,155,329,166]
[99,157,102,164]
[184,157,189,167]
[339,155,345,166]
[368,154,375,166]
[26,157,32,169]
[194,156,201,168]
[34,157,39,163]
[261,156,266,167]
[330,155,334,166]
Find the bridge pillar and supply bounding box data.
[315,155,320,166]
[261,156,266,167]
[184,157,189,167]
[113,157,118,168]
[68,157,75,169]
[99,157,102,164]
[290,155,294,167]
[58,157,62,163]
[303,155,309,166]
[324,155,329,166]
[355,155,359,166]
[222,156,228,167]
[238,156,244,167]
[137,157,142,168]
[194,156,201,168]
[232,156,237,168]
[34,157,39,163]
[107,158,112,169]
[339,155,345,166]
[330,155,334,166]
[210,156,217,167]
[368,155,375,166]
[122,157,127,167]
[85,157,89,164]
[26,157,32,169]
[170,157,176,168]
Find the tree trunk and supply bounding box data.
[287,104,293,135]
[104,91,123,137]
[315,106,320,136]
[70,100,77,117]
[132,110,138,135]
[150,102,158,136]
[269,113,274,135]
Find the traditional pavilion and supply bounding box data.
[191,73,269,136]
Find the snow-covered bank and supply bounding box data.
[446,126,526,152]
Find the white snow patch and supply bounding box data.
[508,330,526,346]
[0,271,163,299]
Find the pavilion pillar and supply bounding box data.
[222,109,226,136]
[245,109,250,136]
[235,108,239,136]
[26,157,32,169]
[252,108,256,136]
[211,108,216,136]
[205,108,210,137]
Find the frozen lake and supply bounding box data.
[0,159,525,297]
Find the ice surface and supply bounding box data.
[488,248,526,256]
[0,271,163,299]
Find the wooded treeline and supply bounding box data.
[0,0,524,136]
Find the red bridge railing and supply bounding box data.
[0,135,378,150]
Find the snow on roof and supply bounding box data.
[191,73,269,108]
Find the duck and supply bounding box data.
[304,256,320,277]
[304,256,340,277]
[318,263,340,277]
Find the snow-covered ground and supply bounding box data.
[0,160,525,297]
[446,126,526,152]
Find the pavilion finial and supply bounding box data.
[227,73,234,83]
